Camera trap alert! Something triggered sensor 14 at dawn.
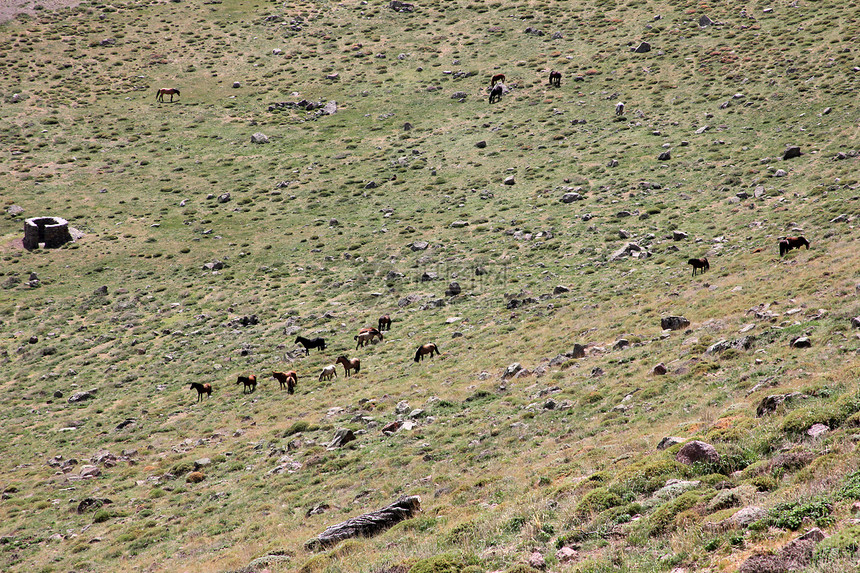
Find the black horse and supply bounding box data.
[295,336,326,356]
[687,257,709,277]
[189,382,211,402]
[549,70,561,87]
[489,84,503,104]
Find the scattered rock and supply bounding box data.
[699,15,714,27]
[502,363,523,379]
[561,192,583,203]
[657,436,685,450]
[553,285,570,295]
[475,140,487,148]
[79,465,101,479]
[756,393,808,417]
[675,440,720,465]
[250,132,270,144]
[6,205,24,216]
[445,282,461,296]
[410,241,429,251]
[328,428,356,449]
[806,423,829,440]
[389,0,414,13]
[503,175,516,185]
[217,193,231,203]
[186,471,205,483]
[783,146,802,160]
[68,390,96,403]
[774,168,788,177]
[633,41,651,53]
[852,317,860,329]
[613,338,630,350]
[528,551,546,570]
[203,260,225,271]
[661,316,690,331]
[672,231,688,241]
[232,81,241,88]
[790,336,811,348]
[556,546,578,563]
[76,498,112,514]
[652,362,667,375]
[658,150,671,161]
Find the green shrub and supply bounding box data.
[765,497,834,530]
[504,565,541,573]
[410,553,481,573]
[576,487,623,515]
[837,469,860,500]
[813,525,860,562]
[745,475,777,492]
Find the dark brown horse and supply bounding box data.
[687,257,709,277]
[295,336,326,355]
[414,343,440,363]
[489,84,503,104]
[549,70,561,87]
[335,356,361,377]
[156,88,180,102]
[237,374,257,394]
[779,236,809,257]
[378,315,392,331]
[272,371,297,394]
[490,73,505,87]
[355,328,383,349]
[189,382,212,402]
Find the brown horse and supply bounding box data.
[156,88,180,102]
[414,343,440,363]
[779,236,809,257]
[549,70,562,87]
[335,356,361,377]
[490,73,505,87]
[355,328,383,349]
[687,257,709,277]
[189,382,212,402]
[378,315,392,331]
[489,84,503,104]
[237,374,257,394]
[272,371,297,394]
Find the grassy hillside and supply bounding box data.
[1,0,859,572]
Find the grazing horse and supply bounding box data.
[237,374,257,394]
[156,88,180,102]
[687,257,710,277]
[295,336,326,355]
[779,236,809,257]
[272,371,297,394]
[336,356,361,377]
[549,70,562,87]
[414,343,440,363]
[318,365,337,382]
[378,315,392,331]
[490,73,505,87]
[189,382,212,402]
[355,328,383,349]
[615,101,625,116]
[489,84,504,104]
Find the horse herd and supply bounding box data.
[188,314,441,402]
[686,235,810,277]
[488,70,562,104]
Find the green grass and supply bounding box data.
[0,0,859,572]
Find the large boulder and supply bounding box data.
[661,316,690,331]
[675,440,720,465]
[756,392,808,417]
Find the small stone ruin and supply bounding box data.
[23,217,73,250]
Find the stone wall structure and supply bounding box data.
[23,217,73,250]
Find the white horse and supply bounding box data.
[318,365,337,382]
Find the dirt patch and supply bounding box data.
[0,0,82,24]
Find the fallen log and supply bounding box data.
[305,495,421,550]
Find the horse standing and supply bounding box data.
[272,371,297,394]
[414,343,440,363]
[615,101,625,116]
[237,374,257,394]
[318,365,337,382]
[549,70,562,87]
[189,382,212,402]
[295,336,326,355]
[156,88,180,102]
[378,315,392,331]
[354,328,383,349]
[489,84,504,104]
[687,257,709,277]
[336,356,361,377]
[490,73,505,87]
[779,236,809,257]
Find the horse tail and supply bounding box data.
[434,344,440,355]
[354,335,358,340]
[414,348,421,363]
[355,362,360,374]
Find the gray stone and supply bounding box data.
[410,241,429,251]
[445,282,461,296]
[699,15,714,26]
[250,132,269,144]
[774,168,788,177]
[217,193,231,203]
[79,465,101,478]
[502,363,523,379]
[852,317,860,329]
[450,221,469,228]
[661,316,690,331]
[654,479,701,500]
[806,423,829,439]
[68,391,95,403]
[676,440,720,465]
[756,393,808,417]
[6,205,24,216]
[657,436,685,450]
[475,140,487,149]
[652,362,668,375]
[503,175,516,185]
[633,41,651,53]
[561,192,583,203]
[553,285,570,295]
[658,150,671,161]
[328,428,356,449]
[783,146,802,160]
[733,505,767,527]
[790,336,811,348]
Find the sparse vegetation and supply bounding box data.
[0,0,859,571]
